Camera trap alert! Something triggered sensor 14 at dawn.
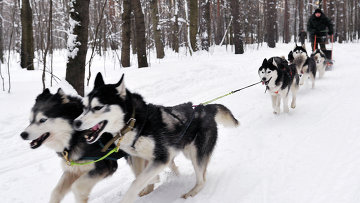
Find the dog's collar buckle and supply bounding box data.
[100,110,136,152]
[62,150,72,166]
[126,118,136,127]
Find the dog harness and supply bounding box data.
[100,109,136,152]
[61,110,136,166]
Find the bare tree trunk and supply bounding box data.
[189,0,198,51]
[121,0,131,67]
[87,0,107,85]
[349,0,354,41]
[132,0,148,68]
[323,0,328,14]
[42,0,53,90]
[0,0,3,63]
[294,0,297,43]
[267,0,276,48]
[108,0,118,50]
[172,1,179,53]
[131,15,137,55]
[284,0,290,43]
[231,0,244,54]
[65,0,90,96]
[328,0,335,22]
[357,0,360,39]
[299,0,304,29]
[20,0,34,70]
[342,0,347,42]
[150,0,165,58]
[200,0,211,51]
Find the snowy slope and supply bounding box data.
[1,43,360,203]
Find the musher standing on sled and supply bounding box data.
[307,8,334,51]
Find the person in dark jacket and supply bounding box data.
[298,29,307,46]
[307,8,333,51]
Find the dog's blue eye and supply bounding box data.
[93,106,103,111]
[39,118,47,123]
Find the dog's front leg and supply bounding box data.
[282,95,289,113]
[271,95,277,114]
[127,156,158,197]
[299,74,305,85]
[290,83,298,109]
[49,172,79,203]
[310,73,316,89]
[71,172,105,203]
[120,161,168,203]
[273,95,280,114]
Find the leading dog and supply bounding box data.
[20,89,163,202]
[73,73,239,203]
[20,88,127,203]
[258,57,299,114]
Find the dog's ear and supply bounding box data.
[116,74,126,98]
[262,58,268,66]
[302,44,306,50]
[94,72,105,88]
[272,59,278,68]
[36,88,52,102]
[56,88,70,104]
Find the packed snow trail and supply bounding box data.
[1,43,360,203]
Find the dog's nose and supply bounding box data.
[20,132,29,140]
[262,77,266,81]
[74,120,82,129]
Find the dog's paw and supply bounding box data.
[284,108,289,113]
[291,103,296,109]
[273,108,280,114]
[182,191,196,199]
[138,184,154,197]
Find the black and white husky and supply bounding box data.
[291,45,317,88]
[311,49,326,78]
[258,57,299,114]
[73,73,239,203]
[20,89,127,203]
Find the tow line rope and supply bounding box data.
[194,81,262,107]
[63,81,262,166]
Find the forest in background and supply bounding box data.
[0,0,359,95]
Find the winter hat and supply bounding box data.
[314,8,322,14]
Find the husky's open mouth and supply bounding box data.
[30,132,50,149]
[85,120,107,143]
[262,77,272,86]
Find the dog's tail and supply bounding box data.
[214,104,239,127]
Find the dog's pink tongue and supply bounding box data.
[92,124,99,131]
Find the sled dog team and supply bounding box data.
[20,45,327,203]
[259,45,328,114]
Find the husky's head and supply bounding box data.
[74,73,130,144]
[258,58,280,86]
[292,45,308,62]
[311,49,325,64]
[20,89,83,151]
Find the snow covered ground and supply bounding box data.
[1,42,360,203]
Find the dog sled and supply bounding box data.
[314,34,334,70]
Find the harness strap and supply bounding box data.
[101,109,136,152]
[131,106,149,148]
